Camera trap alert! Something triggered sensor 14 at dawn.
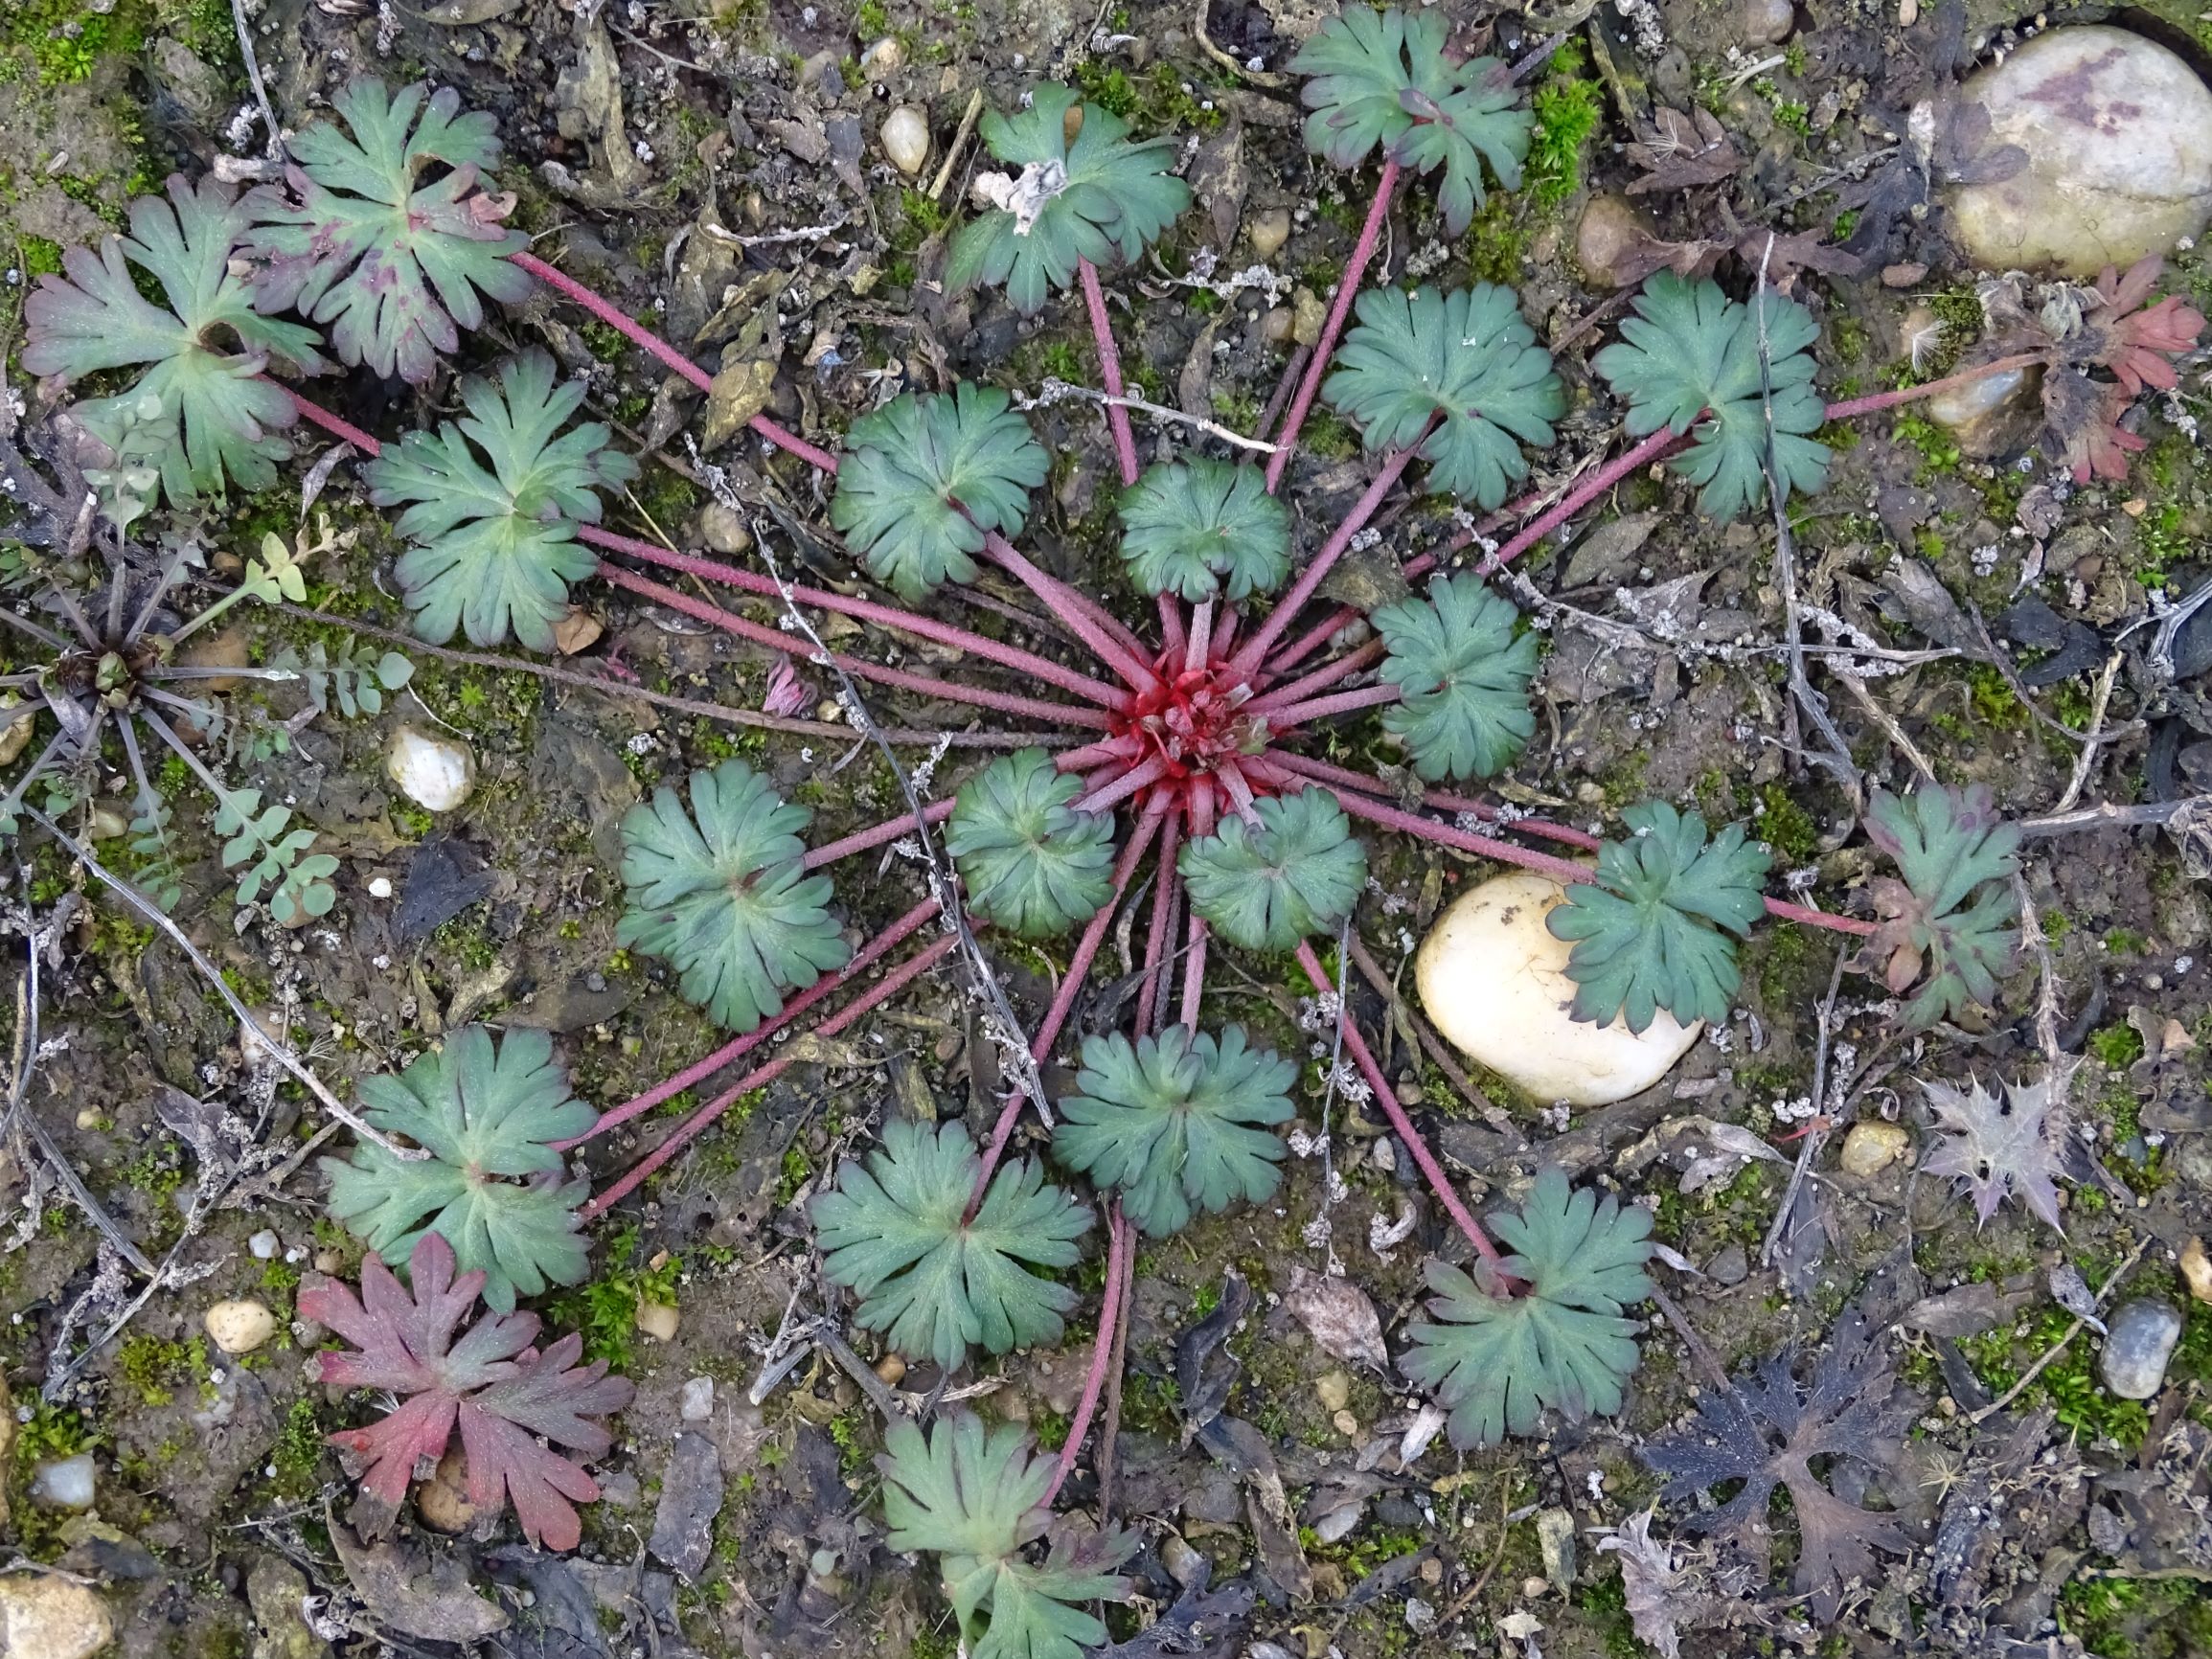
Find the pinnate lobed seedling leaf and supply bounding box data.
[323,1024,597,1312]
[243,78,532,384]
[22,175,326,507]
[1591,271,1830,519]
[1055,1024,1296,1237]
[946,747,1117,940]
[1402,1168,1653,1447]
[1861,784,2018,1030]
[302,1230,633,1551]
[830,384,1046,602]
[1118,458,1291,602]
[1548,801,1771,1034]
[366,350,638,651]
[878,1411,1137,1659]
[1289,6,1529,234]
[1919,1071,2067,1231]
[811,1119,1090,1373]
[615,759,851,1034]
[1179,788,1368,953]
[1372,574,1537,781]
[945,84,1192,316]
[1324,284,1563,508]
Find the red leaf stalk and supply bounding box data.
[1243,637,1388,716]
[1132,818,1181,1034]
[1269,752,1603,852]
[1178,908,1207,1031]
[1074,754,1168,815]
[802,799,959,870]
[1263,681,1403,731]
[981,532,1163,696]
[1265,159,1401,491]
[1080,258,1142,489]
[1045,1202,1133,1504]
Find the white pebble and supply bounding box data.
[386,726,475,812]
[31,1453,96,1511]
[679,1375,716,1420]
[204,1299,278,1355]
[368,875,394,899]
[248,1230,281,1260]
[881,105,930,176]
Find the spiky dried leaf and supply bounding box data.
[1920,1070,2068,1230]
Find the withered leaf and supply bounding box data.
[1283,1263,1389,1370]
[1625,107,1745,195]
[1919,1070,2069,1231]
[1643,1307,1914,1623]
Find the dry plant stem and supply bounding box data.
[1079,258,1141,488]
[2055,651,2125,813]
[20,807,421,1163]
[968,805,1169,1211]
[598,563,1113,729]
[1759,945,1850,1273]
[507,250,838,471]
[1967,1236,2149,1426]
[579,527,1132,708]
[583,932,962,1218]
[1256,345,1311,443]
[2020,795,2212,835]
[561,896,942,1149]
[1265,158,1401,492]
[1293,940,1501,1264]
[1345,935,1506,1131]
[1235,437,1425,673]
[1045,1202,1131,1504]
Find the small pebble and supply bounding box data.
[367,875,394,899]
[2180,1236,2212,1305]
[2101,1298,2184,1399]
[874,1352,907,1387]
[205,1299,278,1354]
[1707,1242,1749,1286]
[1315,1370,1352,1412]
[312,1250,343,1274]
[1840,1120,1909,1177]
[386,727,474,813]
[635,1300,681,1342]
[31,1453,96,1511]
[1290,287,1326,348]
[1260,306,1292,345]
[1248,207,1290,261]
[1742,0,1794,44]
[881,105,930,176]
[1404,1597,1437,1634]
[1369,1136,1397,1174]
[698,501,752,557]
[1160,1534,1206,1589]
[1332,1408,1358,1438]
[859,36,902,79]
[248,1230,281,1261]
[678,1375,716,1421]
[74,1109,102,1132]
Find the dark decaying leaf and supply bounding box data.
[2036,257,2206,484]
[1624,106,1744,195]
[302,1231,634,1552]
[1643,1306,1914,1623]
[1919,1070,2069,1231]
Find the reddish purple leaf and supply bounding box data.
[302,1231,633,1550]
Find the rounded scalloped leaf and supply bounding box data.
[1117,459,1292,602]
[946,748,1118,940]
[1324,284,1562,508]
[1372,574,1538,782]
[614,759,852,1034]
[830,384,1047,601]
[1178,789,1368,953]
[1055,1024,1296,1237]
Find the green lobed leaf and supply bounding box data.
[1178,788,1368,953]
[242,78,532,384]
[364,349,639,650]
[614,758,852,1034]
[1401,1168,1653,1447]
[878,1412,1137,1659]
[1862,784,2019,1030]
[21,175,327,508]
[944,84,1192,316]
[946,748,1117,940]
[830,384,1047,602]
[1054,1024,1296,1237]
[811,1119,1091,1372]
[1323,284,1563,508]
[1372,574,1538,781]
[1289,7,1529,234]
[322,1024,598,1313]
[1118,458,1292,602]
[1547,801,1772,1034]
[1590,271,1830,519]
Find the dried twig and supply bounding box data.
[925,89,985,203]
[229,0,285,162]
[2054,651,2125,813]
[2020,795,2212,836]
[1760,944,1849,1274]
[1015,377,1283,456]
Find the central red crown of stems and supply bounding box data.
[1118,648,1266,807]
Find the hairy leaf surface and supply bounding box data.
[1591,272,1829,518]
[1402,1169,1653,1446]
[365,350,637,649]
[302,1231,632,1551]
[244,79,531,383]
[1372,574,1537,780]
[1290,7,1529,234]
[1920,1071,2067,1230]
[1324,284,1562,507]
[946,748,1116,939]
[1179,788,1367,953]
[615,759,851,1034]
[22,176,325,506]
[945,84,1192,315]
[830,385,1046,601]
[1055,1025,1295,1236]
[1118,459,1291,602]
[811,1120,1090,1372]
[323,1025,596,1312]
[1548,802,1770,1034]
[1863,784,2019,1030]
[878,1413,1136,1659]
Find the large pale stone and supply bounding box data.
[0,1575,112,1659]
[1415,872,1700,1107]
[1950,27,2212,277]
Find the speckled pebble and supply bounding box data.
[2101,1298,2184,1399]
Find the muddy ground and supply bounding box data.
[1,0,2211,1655]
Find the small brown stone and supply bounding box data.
[1881,261,1929,286]
[416,1448,476,1534]
[874,1353,907,1387]
[1840,1120,1910,1177]
[2180,1236,2212,1304]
